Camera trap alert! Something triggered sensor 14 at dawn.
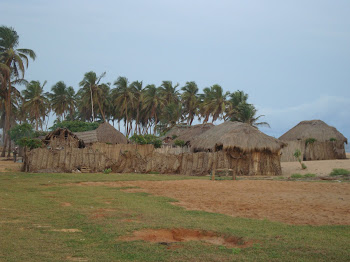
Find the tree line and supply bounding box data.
[0,25,268,156]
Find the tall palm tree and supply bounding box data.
[48,81,76,121]
[142,84,165,134]
[225,90,249,120]
[199,84,229,123]
[130,80,143,134]
[181,81,199,125]
[230,102,270,128]
[22,80,50,130]
[159,81,180,105]
[0,26,36,155]
[112,77,134,136]
[78,71,106,122]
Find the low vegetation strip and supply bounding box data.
[0,172,350,261]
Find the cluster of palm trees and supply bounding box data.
[0,25,268,155]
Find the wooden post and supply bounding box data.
[212,152,217,181]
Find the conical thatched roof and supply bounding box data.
[191,121,285,153]
[279,120,348,144]
[74,122,128,144]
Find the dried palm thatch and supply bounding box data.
[191,121,285,153]
[75,122,128,145]
[43,128,85,148]
[162,123,214,146]
[279,120,348,143]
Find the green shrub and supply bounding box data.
[305,138,317,146]
[330,168,350,176]
[129,134,162,148]
[50,120,99,132]
[301,163,307,169]
[304,173,316,178]
[293,149,307,169]
[174,139,185,147]
[18,137,43,150]
[330,137,337,142]
[103,168,112,174]
[291,174,303,179]
[172,135,178,139]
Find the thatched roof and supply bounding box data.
[191,121,286,153]
[43,128,85,148]
[162,123,214,145]
[74,122,128,144]
[279,120,348,144]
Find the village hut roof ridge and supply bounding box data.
[161,123,214,139]
[279,120,348,144]
[74,122,128,144]
[191,121,286,153]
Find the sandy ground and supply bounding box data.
[74,179,350,226]
[281,153,350,177]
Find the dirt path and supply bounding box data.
[0,157,22,172]
[74,180,350,226]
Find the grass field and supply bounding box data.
[1,172,349,261]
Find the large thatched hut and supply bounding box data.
[74,122,128,145]
[162,123,214,146]
[191,121,286,176]
[279,120,348,161]
[43,128,85,149]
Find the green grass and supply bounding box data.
[290,173,316,179]
[0,172,349,261]
[330,168,350,176]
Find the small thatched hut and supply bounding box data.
[191,121,286,176]
[74,122,128,145]
[43,128,85,149]
[279,120,348,161]
[162,123,214,146]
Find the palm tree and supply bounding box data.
[48,81,76,121]
[159,81,180,105]
[142,84,165,134]
[181,81,199,125]
[130,80,143,135]
[78,71,106,122]
[0,26,36,155]
[225,90,249,120]
[199,84,229,123]
[22,80,50,130]
[112,77,134,136]
[230,102,270,128]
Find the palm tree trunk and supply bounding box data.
[2,78,11,157]
[90,86,95,122]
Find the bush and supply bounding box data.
[330,168,350,176]
[304,173,316,178]
[330,137,337,142]
[17,137,43,150]
[305,138,317,146]
[129,134,162,148]
[174,139,185,147]
[301,163,307,169]
[291,174,303,179]
[172,135,178,139]
[290,173,316,179]
[103,168,112,174]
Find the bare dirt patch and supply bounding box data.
[51,229,82,233]
[120,228,251,248]
[0,157,22,172]
[71,180,350,225]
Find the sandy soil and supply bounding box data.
[281,154,350,177]
[74,179,350,226]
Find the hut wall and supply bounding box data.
[155,146,191,155]
[304,141,346,160]
[280,140,346,162]
[47,132,80,149]
[280,141,305,162]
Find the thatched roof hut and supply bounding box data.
[74,122,128,145]
[279,120,347,143]
[43,128,85,148]
[162,123,214,146]
[192,121,285,153]
[191,121,285,176]
[279,120,347,161]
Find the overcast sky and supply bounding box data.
[1,0,349,147]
